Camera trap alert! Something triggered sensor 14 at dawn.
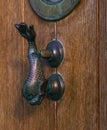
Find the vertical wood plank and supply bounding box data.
[99,0,107,130]
[0,0,107,130]
[0,0,24,130]
[21,1,56,130]
[56,0,99,130]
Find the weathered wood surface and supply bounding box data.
[98,0,107,130]
[0,0,107,130]
[0,0,24,130]
[23,1,56,130]
[0,0,56,130]
[56,0,99,130]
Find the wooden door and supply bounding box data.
[0,0,107,130]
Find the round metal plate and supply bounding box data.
[46,40,64,67]
[29,0,80,21]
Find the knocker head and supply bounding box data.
[15,22,36,42]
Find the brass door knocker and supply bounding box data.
[15,23,64,105]
[15,1,81,105]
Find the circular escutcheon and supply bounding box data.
[29,0,80,21]
[46,40,64,68]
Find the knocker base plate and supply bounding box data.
[29,0,81,21]
[46,40,64,68]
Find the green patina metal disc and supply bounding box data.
[29,0,80,21]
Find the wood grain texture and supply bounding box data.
[0,0,107,130]
[22,1,56,130]
[0,0,56,130]
[56,0,99,130]
[98,0,107,130]
[0,0,24,130]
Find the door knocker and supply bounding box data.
[15,23,64,105]
[15,1,81,105]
